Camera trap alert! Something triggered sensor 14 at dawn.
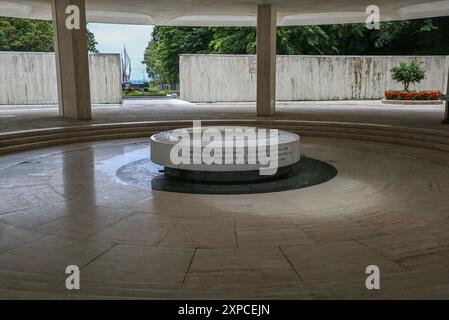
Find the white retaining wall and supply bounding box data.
[0,52,122,105]
[180,54,449,102]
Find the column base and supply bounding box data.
[443,105,449,124]
[59,116,93,121]
[257,112,276,117]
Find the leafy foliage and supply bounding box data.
[209,27,256,54]
[0,17,98,53]
[277,26,338,55]
[390,61,426,91]
[143,27,213,84]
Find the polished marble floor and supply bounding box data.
[1,137,449,299]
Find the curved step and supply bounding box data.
[1,120,449,155]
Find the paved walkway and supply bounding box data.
[1,137,448,299]
[0,99,447,133]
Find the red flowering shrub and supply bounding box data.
[385,90,442,100]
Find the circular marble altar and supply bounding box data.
[150,126,301,182]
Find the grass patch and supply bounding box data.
[123,90,167,97]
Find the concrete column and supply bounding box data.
[443,64,449,124]
[52,0,92,120]
[444,105,449,124]
[256,4,277,116]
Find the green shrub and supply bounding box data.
[160,90,180,95]
[123,90,167,97]
[390,61,426,91]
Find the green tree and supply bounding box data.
[0,17,98,53]
[209,26,341,55]
[86,27,99,53]
[209,27,256,54]
[325,23,376,55]
[390,61,426,91]
[374,19,448,55]
[143,26,213,84]
[277,26,338,55]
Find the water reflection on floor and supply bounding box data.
[97,147,162,188]
[97,145,337,194]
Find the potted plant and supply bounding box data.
[383,61,442,105]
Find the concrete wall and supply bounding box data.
[0,52,122,105]
[180,54,449,102]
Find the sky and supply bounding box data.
[88,23,154,81]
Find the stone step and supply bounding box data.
[1,120,448,155]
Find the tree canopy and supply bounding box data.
[0,17,98,53]
[143,17,449,84]
[391,61,426,91]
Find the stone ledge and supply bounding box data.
[382,99,443,105]
[1,120,449,156]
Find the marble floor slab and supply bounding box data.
[0,137,448,299]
